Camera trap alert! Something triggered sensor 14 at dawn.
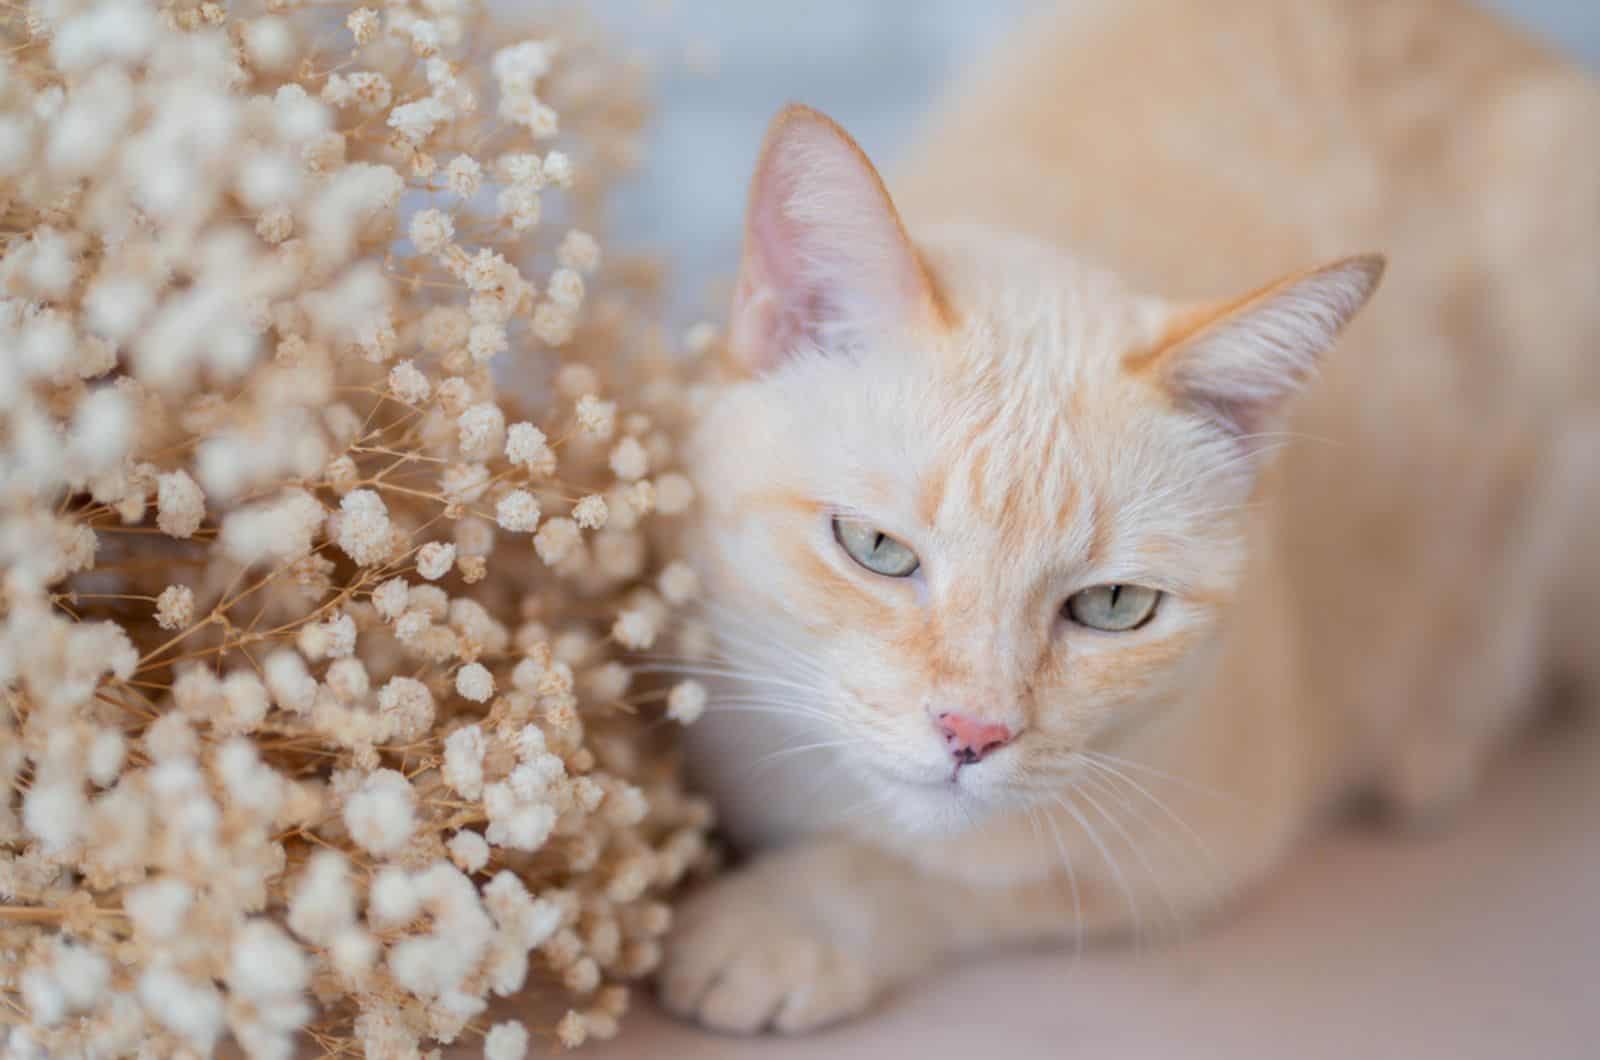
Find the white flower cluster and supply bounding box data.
[0,1,718,1056]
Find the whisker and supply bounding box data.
[703,701,840,727]
[1078,775,1209,939]
[645,705,826,738]
[703,692,832,710]
[1053,792,1143,951]
[1075,773,1181,939]
[1034,802,1085,960]
[628,662,821,697]
[1080,756,1225,879]
[1231,429,1343,449]
[1081,750,1247,808]
[745,737,857,774]
[827,787,897,830]
[682,602,833,675]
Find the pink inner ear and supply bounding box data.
[1141,256,1385,439]
[736,202,837,367]
[728,106,942,374]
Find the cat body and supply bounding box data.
[660,0,1600,1034]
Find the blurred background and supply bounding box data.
[589,0,1600,320]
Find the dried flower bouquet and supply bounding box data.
[0,0,715,1055]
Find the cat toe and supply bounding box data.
[769,945,874,1033]
[657,884,874,1034]
[664,931,872,1034]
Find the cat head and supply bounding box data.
[687,104,1383,835]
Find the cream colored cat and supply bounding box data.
[659,0,1600,1034]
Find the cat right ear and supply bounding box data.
[727,104,947,375]
[1131,255,1386,441]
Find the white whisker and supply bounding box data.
[745,737,857,774]
[1082,750,1246,808]
[1079,755,1225,895]
[1036,801,1085,959]
[1075,773,1181,938]
[629,662,822,697]
[704,704,838,728]
[1054,792,1143,950]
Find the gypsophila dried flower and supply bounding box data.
[573,494,609,530]
[86,728,126,787]
[666,681,708,725]
[442,724,487,798]
[372,577,411,621]
[484,1019,531,1060]
[556,1011,588,1049]
[547,267,585,309]
[458,402,506,457]
[575,393,616,438]
[368,867,422,927]
[658,561,700,605]
[534,517,582,567]
[611,609,658,651]
[409,208,456,254]
[557,364,599,398]
[558,230,601,273]
[0,3,707,1052]
[389,359,433,404]
[343,770,417,856]
[505,421,556,476]
[423,307,473,355]
[437,376,474,414]
[455,661,495,702]
[449,830,491,874]
[447,153,484,196]
[543,151,575,188]
[532,300,577,345]
[609,436,649,481]
[416,541,457,580]
[377,677,436,742]
[154,584,195,630]
[468,321,510,364]
[441,462,492,505]
[347,7,379,45]
[156,469,205,539]
[326,657,371,702]
[495,489,541,532]
[336,489,393,566]
[655,471,696,514]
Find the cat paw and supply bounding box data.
[658,872,877,1034]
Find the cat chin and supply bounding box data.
[864,764,1027,837]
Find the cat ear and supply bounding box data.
[1133,255,1386,439]
[728,104,947,374]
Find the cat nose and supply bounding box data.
[935,711,1015,764]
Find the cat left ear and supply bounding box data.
[1132,255,1386,439]
[727,104,947,375]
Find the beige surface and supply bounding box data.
[574,714,1598,1060]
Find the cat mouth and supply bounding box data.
[884,759,995,799]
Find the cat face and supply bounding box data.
[686,106,1381,836]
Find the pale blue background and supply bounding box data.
[590,1,1600,319]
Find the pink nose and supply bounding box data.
[936,711,1014,764]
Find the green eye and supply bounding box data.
[832,517,920,578]
[1064,584,1161,632]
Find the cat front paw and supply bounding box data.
[658,869,878,1034]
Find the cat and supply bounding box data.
[657,0,1600,1035]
